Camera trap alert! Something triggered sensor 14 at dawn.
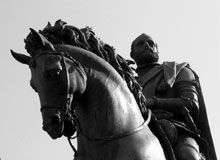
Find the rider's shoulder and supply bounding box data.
[176,66,195,82]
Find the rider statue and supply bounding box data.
[130,33,217,160]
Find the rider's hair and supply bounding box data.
[25,19,148,116]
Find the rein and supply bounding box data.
[81,110,152,142]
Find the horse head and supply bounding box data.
[11,29,87,139]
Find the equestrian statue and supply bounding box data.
[11,20,216,160]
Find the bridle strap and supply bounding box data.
[81,110,152,142]
[29,51,75,68]
[60,54,78,157]
[31,51,78,156]
[36,51,73,112]
[68,137,78,157]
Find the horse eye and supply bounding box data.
[46,68,62,80]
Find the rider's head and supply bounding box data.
[130,33,159,66]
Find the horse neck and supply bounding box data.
[65,47,145,139]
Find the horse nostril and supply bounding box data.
[51,114,61,125]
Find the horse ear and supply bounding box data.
[29,28,55,51]
[10,49,30,65]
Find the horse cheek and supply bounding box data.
[70,69,87,96]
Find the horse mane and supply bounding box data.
[24,19,147,116]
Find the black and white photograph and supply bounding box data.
[1,0,219,159]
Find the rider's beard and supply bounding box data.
[136,50,159,65]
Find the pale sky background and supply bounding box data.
[0,0,219,159]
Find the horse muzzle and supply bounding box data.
[42,112,64,139]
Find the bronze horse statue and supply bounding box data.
[11,20,167,160]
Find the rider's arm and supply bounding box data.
[147,67,199,117]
